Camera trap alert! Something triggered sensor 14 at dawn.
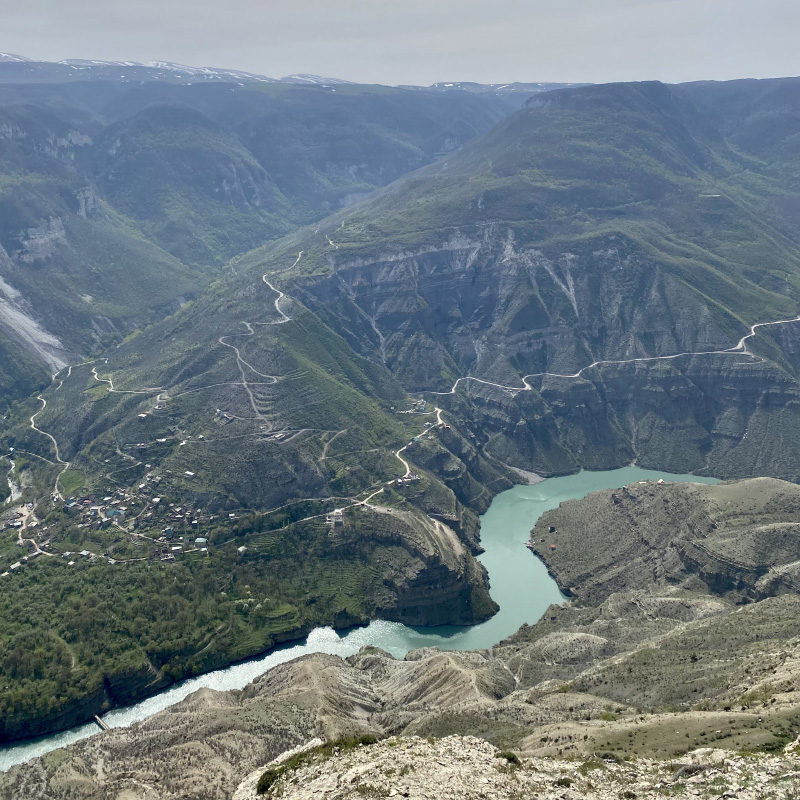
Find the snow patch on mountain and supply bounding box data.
[280,74,354,85]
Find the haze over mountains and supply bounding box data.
[3,52,800,788]
[0,53,575,92]
[0,59,539,404]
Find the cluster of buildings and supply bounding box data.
[58,473,211,560]
[405,420,450,450]
[60,549,94,565]
[63,492,128,530]
[2,461,229,572]
[3,511,24,530]
[399,399,428,414]
[393,472,420,487]
[144,499,213,534]
[326,508,344,526]
[147,529,213,562]
[1,503,46,575]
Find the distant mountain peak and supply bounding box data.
[426,80,589,94]
[145,61,279,82]
[0,54,363,85]
[55,58,280,82]
[60,59,141,67]
[280,74,354,85]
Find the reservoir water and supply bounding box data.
[0,466,717,770]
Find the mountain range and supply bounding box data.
[0,53,573,93]
[0,64,532,406]
[3,68,800,747]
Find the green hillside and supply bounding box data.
[86,104,299,266]
[227,80,800,478]
[0,79,518,404]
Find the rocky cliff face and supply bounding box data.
[343,506,498,628]
[298,229,742,392]
[532,477,800,603]
[0,245,71,372]
[290,226,800,482]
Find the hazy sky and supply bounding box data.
[2,0,798,85]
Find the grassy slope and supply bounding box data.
[235,82,800,330]
[86,103,300,267]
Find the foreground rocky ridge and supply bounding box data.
[5,605,800,800]
[234,734,800,800]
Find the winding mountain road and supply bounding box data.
[91,362,162,395]
[29,395,70,499]
[53,364,72,392]
[216,269,295,424]
[394,445,413,478]
[429,314,800,396]
[14,503,54,557]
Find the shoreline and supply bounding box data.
[0,467,719,770]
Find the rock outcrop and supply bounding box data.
[531,477,800,603]
[0,248,71,372]
[234,734,800,800]
[13,216,67,263]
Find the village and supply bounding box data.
[1,396,450,579]
[0,466,232,579]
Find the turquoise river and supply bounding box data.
[0,466,717,770]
